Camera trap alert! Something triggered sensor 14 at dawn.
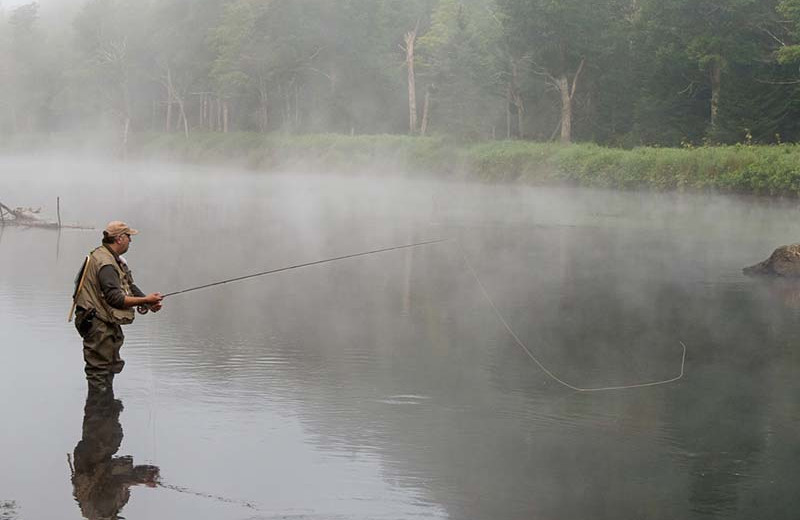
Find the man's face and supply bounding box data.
[117,233,131,254]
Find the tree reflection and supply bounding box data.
[70,387,159,520]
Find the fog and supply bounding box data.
[1,1,799,519]
[2,153,800,519]
[3,0,800,144]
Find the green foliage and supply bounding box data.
[466,140,800,196]
[122,132,800,197]
[416,0,503,138]
[3,0,800,149]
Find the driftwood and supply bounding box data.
[743,243,800,278]
[0,200,92,230]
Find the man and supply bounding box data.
[73,221,163,391]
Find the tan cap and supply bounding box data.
[103,221,139,238]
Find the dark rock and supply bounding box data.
[743,243,800,277]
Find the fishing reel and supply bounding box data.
[137,304,151,315]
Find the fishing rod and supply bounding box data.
[137,237,449,314]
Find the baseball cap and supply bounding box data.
[104,221,139,238]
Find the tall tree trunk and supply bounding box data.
[178,98,189,139]
[281,84,290,130]
[223,100,229,133]
[257,76,269,132]
[510,58,524,139]
[556,58,585,144]
[216,97,222,132]
[404,25,419,134]
[558,75,572,143]
[294,82,300,130]
[506,84,512,139]
[259,90,269,132]
[163,66,189,140]
[200,94,205,129]
[165,88,173,133]
[420,86,431,136]
[709,59,722,131]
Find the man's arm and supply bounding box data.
[98,265,161,309]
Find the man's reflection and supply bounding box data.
[71,387,159,520]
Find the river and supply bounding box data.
[1,155,799,519]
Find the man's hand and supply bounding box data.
[144,292,163,305]
[149,301,163,313]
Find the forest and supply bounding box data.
[4,0,800,149]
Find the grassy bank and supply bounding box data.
[5,131,800,196]
[468,140,800,195]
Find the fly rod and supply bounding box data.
[137,237,449,313]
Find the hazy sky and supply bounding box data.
[3,0,83,11]
[2,0,85,26]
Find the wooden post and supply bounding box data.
[57,197,62,229]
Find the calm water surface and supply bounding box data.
[1,155,799,519]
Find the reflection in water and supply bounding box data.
[4,162,800,519]
[70,387,159,520]
[765,278,800,308]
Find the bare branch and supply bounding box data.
[530,66,558,87]
[677,81,697,95]
[755,77,800,85]
[302,66,333,81]
[307,46,325,62]
[570,57,586,100]
[761,25,787,47]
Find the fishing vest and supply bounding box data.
[74,246,135,325]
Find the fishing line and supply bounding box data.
[455,240,687,392]
[147,235,684,392]
[157,482,259,510]
[158,238,450,300]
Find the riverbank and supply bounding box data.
[4,132,800,196]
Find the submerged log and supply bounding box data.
[1,201,39,219]
[0,200,92,230]
[743,243,800,277]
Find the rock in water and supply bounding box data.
[743,244,800,277]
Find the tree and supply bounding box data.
[496,0,627,143]
[417,0,502,138]
[636,0,778,142]
[402,22,419,134]
[146,0,220,137]
[73,0,149,154]
[2,2,56,133]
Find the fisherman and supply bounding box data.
[72,221,163,391]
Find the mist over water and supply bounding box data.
[2,155,800,519]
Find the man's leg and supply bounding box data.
[110,325,126,377]
[83,321,123,391]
